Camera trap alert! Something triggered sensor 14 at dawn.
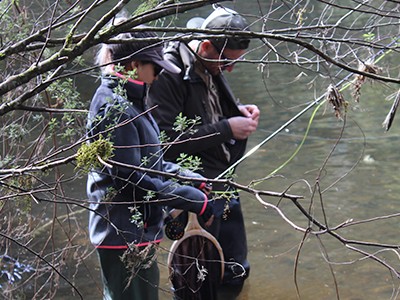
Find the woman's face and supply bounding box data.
[136,62,162,84]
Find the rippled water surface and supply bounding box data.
[50,1,400,299]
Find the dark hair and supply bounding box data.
[108,31,159,63]
[96,22,160,74]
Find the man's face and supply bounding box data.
[199,41,246,76]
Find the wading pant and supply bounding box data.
[170,194,250,300]
[208,195,250,299]
[200,195,250,300]
[97,248,159,300]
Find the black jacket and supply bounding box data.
[148,42,247,180]
[87,75,208,249]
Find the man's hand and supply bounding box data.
[228,104,260,140]
[228,116,258,140]
[239,104,260,122]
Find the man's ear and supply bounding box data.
[200,40,213,52]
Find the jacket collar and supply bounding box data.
[165,42,241,111]
[102,73,147,104]
[167,41,230,85]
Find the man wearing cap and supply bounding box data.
[148,5,260,299]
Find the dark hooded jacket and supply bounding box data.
[148,41,247,180]
[148,41,251,286]
[87,75,208,249]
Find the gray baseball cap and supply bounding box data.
[187,5,250,50]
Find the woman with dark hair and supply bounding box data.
[86,24,213,300]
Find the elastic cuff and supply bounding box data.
[198,182,206,189]
[199,195,208,216]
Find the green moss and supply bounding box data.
[76,135,114,173]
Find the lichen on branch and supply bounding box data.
[76,135,114,173]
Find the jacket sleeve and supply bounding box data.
[90,103,208,215]
[162,160,208,190]
[148,71,234,159]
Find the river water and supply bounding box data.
[46,1,400,299]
